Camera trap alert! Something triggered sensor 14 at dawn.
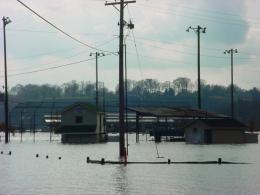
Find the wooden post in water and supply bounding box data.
[50,111,52,142]
[20,111,23,143]
[136,113,139,143]
[101,158,105,165]
[8,111,11,142]
[33,111,36,143]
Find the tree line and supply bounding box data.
[2,77,260,128]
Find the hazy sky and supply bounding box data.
[0,0,260,90]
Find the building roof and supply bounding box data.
[184,118,248,130]
[61,102,98,113]
[128,107,226,118]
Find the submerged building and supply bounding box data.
[55,103,107,143]
[184,118,258,144]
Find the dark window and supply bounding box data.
[75,116,83,123]
[193,128,197,133]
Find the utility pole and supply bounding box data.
[2,16,11,144]
[186,26,206,110]
[105,0,136,157]
[102,82,105,113]
[224,49,238,119]
[90,52,105,109]
[124,44,129,155]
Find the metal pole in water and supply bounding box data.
[33,111,36,143]
[20,111,23,143]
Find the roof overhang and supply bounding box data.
[127,107,227,119]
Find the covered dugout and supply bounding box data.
[128,107,227,142]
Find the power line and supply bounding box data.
[9,47,81,61]
[128,38,260,61]
[159,1,260,21]
[127,35,260,57]
[126,51,195,66]
[8,37,118,73]
[126,5,144,79]
[134,4,258,27]
[140,1,260,24]
[10,36,117,63]
[2,28,118,38]
[8,49,89,72]
[1,58,96,78]
[16,0,116,54]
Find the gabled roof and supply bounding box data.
[185,118,248,130]
[61,102,97,113]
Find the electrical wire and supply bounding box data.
[127,5,144,79]
[9,47,81,61]
[16,0,117,54]
[136,3,260,26]
[128,38,260,61]
[8,37,118,72]
[4,54,111,78]
[8,49,89,72]
[133,4,255,28]
[1,58,95,78]
[158,0,260,21]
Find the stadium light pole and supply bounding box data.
[186,25,206,110]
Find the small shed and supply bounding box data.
[56,103,107,143]
[184,118,252,144]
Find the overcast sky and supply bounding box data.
[1,0,260,90]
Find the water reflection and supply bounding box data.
[0,133,259,195]
[113,165,129,194]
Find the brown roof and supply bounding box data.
[128,107,226,118]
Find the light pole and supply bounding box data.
[186,25,206,110]
[2,16,11,144]
[224,49,238,119]
[90,52,105,109]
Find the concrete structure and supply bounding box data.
[56,103,107,143]
[184,118,258,144]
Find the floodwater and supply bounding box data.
[0,132,260,195]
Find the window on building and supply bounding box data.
[75,116,83,123]
[193,128,197,133]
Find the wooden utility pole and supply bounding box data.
[2,17,11,143]
[187,26,206,110]
[224,49,238,119]
[105,0,136,157]
[124,44,129,155]
[90,52,105,109]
